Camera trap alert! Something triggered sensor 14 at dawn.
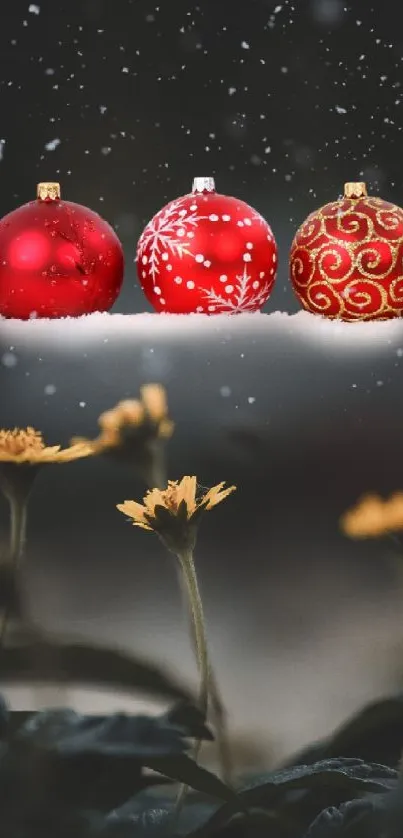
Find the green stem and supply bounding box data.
[207,669,233,785]
[0,494,28,646]
[175,550,210,812]
[9,494,28,565]
[178,551,210,713]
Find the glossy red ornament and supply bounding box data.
[290,182,403,321]
[136,177,277,314]
[0,182,124,319]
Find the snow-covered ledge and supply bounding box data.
[1,310,403,356]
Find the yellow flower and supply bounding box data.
[0,428,94,564]
[340,492,403,538]
[0,427,93,508]
[72,385,173,488]
[117,476,236,554]
[73,384,174,454]
[0,427,92,464]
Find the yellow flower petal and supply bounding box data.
[143,487,166,516]
[99,400,145,432]
[177,476,197,517]
[140,384,168,421]
[158,418,175,439]
[340,493,403,538]
[117,400,145,425]
[201,482,237,510]
[117,500,149,524]
[0,428,93,464]
[384,492,403,531]
[98,409,122,432]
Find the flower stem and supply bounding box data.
[0,494,28,646]
[178,551,210,714]
[207,669,233,785]
[175,550,210,812]
[184,598,233,783]
[176,552,233,785]
[9,494,28,565]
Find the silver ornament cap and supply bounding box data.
[192,176,216,194]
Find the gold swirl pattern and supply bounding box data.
[290,192,403,320]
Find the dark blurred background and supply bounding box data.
[1,0,403,764]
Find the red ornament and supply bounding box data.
[0,182,124,319]
[290,182,403,321]
[136,177,277,314]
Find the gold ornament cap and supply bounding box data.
[192,176,216,194]
[37,182,61,201]
[344,182,367,199]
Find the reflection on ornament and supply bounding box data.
[290,182,403,321]
[0,183,124,319]
[136,177,278,314]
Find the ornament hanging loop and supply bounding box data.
[37,182,61,201]
[192,177,216,194]
[344,182,367,199]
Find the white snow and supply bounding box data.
[1,310,402,357]
[44,138,61,151]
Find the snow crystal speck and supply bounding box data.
[44,138,61,151]
[1,352,17,368]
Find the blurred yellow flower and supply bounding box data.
[117,475,236,553]
[0,427,92,464]
[72,384,174,488]
[73,384,174,454]
[0,427,93,568]
[340,492,403,538]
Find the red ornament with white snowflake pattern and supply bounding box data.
[136,177,278,314]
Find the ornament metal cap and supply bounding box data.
[192,177,216,194]
[37,182,61,201]
[344,182,367,199]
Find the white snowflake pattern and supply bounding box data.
[201,266,273,313]
[137,197,207,284]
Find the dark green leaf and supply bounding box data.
[304,796,388,837]
[145,754,237,802]
[238,759,396,806]
[164,702,212,742]
[104,794,219,838]
[0,804,102,838]
[16,707,212,758]
[1,704,224,811]
[191,759,397,838]
[286,694,403,770]
[0,637,191,701]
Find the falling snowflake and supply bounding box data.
[137,197,207,283]
[201,266,272,313]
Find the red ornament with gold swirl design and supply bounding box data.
[289,182,403,321]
